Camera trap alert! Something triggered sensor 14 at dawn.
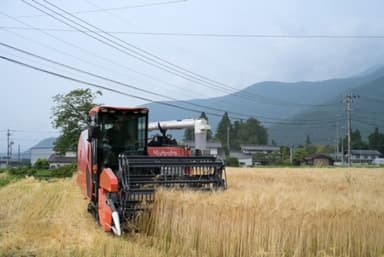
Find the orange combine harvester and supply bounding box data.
[77,106,227,235]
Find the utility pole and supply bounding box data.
[226,126,230,152]
[341,135,344,164]
[340,126,345,165]
[6,129,11,167]
[336,121,339,161]
[343,92,359,167]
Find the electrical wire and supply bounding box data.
[2,26,384,39]
[22,0,338,108]
[0,53,348,127]
[0,12,205,99]
[0,42,247,119]
[26,0,239,94]
[0,54,250,119]
[1,0,187,18]
[0,42,347,125]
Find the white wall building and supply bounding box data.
[30,147,55,166]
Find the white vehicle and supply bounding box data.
[372,158,384,165]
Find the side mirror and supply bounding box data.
[88,126,100,142]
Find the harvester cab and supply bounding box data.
[77,106,227,236]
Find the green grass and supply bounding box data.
[0,173,19,187]
[34,169,53,178]
[0,165,76,186]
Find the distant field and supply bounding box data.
[0,167,383,257]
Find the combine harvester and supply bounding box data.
[77,106,227,235]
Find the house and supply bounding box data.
[350,150,382,163]
[30,137,57,166]
[240,144,281,164]
[229,151,253,167]
[303,154,334,166]
[0,158,7,169]
[48,152,77,169]
[30,147,55,166]
[240,145,281,155]
[184,141,222,156]
[0,158,30,168]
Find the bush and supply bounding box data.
[0,175,15,187]
[225,157,240,167]
[8,167,37,177]
[34,158,49,169]
[51,164,76,178]
[1,164,76,182]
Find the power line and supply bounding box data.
[22,0,336,108]
[0,42,344,125]
[2,26,384,39]
[0,12,205,99]
[358,95,384,103]
[0,42,342,125]
[0,54,346,127]
[0,55,221,117]
[10,129,58,133]
[1,0,187,19]
[0,42,242,119]
[23,0,246,99]
[26,0,238,91]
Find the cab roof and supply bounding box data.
[89,106,149,116]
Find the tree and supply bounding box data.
[51,88,102,154]
[341,129,368,151]
[292,146,307,165]
[368,127,384,154]
[305,135,311,145]
[231,118,268,148]
[183,127,194,141]
[280,146,290,162]
[350,129,368,149]
[215,112,232,154]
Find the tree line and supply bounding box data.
[340,128,384,155]
[183,112,268,155]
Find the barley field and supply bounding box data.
[0,167,383,257]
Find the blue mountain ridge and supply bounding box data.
[145,66,384,145]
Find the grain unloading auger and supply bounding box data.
[77,106,227,236]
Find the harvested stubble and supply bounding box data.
[0,167,383,257]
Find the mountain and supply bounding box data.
[269,76,384,145]
[32,137,57,148]
[14,137,57,160]
[145,66,384,145]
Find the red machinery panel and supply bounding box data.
[147,146,192,157]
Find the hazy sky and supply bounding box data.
[1,0,384,153]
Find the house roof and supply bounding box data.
[350,150,382,156]
[240,144,280,151]
[184,141,222,148]
[303,154,334,161]
[229,151,253,160]
[48,154,76,164]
